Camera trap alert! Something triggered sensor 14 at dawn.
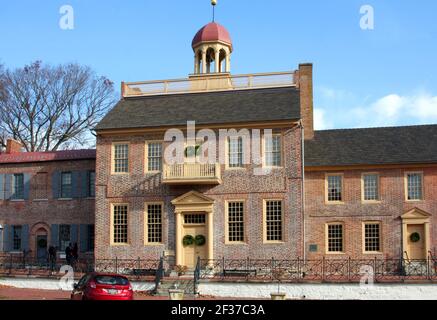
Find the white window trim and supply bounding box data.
[110,203,129,246]
[325,173,345,204]
[111,142,130,175]
[262,133,283,168]
[145,141,163,173]
[361,172,381,203]
[362,221,383,254]
[262,199,285,244]
[144,201,164,246]
[404,171,424,202]
[225,200,247,244]
[325,222,345,254]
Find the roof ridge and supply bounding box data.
[314,123,437,133]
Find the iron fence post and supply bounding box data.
[322,256,325,282]
[115,257,118,274]
[222,257,225,279]
[427,254,431,280]
[373,257,377,283]
[347,257,351,282]
[297,257,301,281]
[9,253,12,274]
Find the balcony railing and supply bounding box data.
[122,71,297,98]
[162,163,222,185]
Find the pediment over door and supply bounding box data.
[171,191,214,213]
[401,207,431,222]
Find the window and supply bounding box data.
[12,174,24,200]
[227,201,244,242]
[327,174,343,202]
[146,203,162,244]
[228,137,243,168]
[327,224,344,253]
[87,225,95,251]
[113,143,129,173]
[363,174,379,201]
[61,172,72,199]
[59,225,71,251]
[88,171,95,198]
[406,172,423,201]
[13,226,22,251]
[265,200,283,242]
[364,223,381,253]
[265,135,281,167]
[112,204,128,244]
[147,142,162,172]
[34,172,48,199]
[184,214,206,224]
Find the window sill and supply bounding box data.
[225,167,247,171]
[110,243,129,246]
[33,199,48,202]
[10,199,25,202]
[111,172,129,176]
[263,241,285,244]
[363,252,383,255]
[405,199,423,203]
[325,252,346,255]
[325,201,345,205]
[225,242,248,245]
[58,198,73,201]
[144,243,164,246]
[362,200,381,204]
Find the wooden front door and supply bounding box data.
[407,224,426,260]
[182,214,208,269]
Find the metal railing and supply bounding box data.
[122,71,297,97]
[196,256,437,283]
[194,256,201,295]
[2,254,437,284]
[153,256,165,294]
[162,163,221,183]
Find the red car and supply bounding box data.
[71,272,134,300]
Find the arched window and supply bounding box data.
[219,49,227,73]
[206,48,216,73]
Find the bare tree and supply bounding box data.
[0,61,116,152]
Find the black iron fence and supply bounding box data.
[197,256,437,282]
[1,253,437,283]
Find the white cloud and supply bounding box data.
[314,88,437,129]
[314,108,333,130]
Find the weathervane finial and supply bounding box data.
[211,0,217,22]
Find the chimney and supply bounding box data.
[6,139,23,154]
[297,63,314,140]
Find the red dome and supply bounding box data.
[192,22,232,50]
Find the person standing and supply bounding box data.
[48,245,57,271]
[65,243,72,266]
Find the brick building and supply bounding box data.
[0,139,96,260]
[304,126,437,260]
[94,22,312,267]
[93,19,437,266]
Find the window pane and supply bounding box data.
[364,223,380,252]
[88,171,95,198]
[13,174,24,200]
[59,225,71,251]
[13,226,22,250]
[327,224,343,252]
[228,137,243,168]
[228,202,244,242]
[147,204,162,243]
[327,175,342,202]
[61,172,72,198]
[114,144,129,173]
[87,224,95,251]
[363,174,379,201]
[265,135,281,167]
[266,200,282,241]
[148,143,162,171]
[113,205,128,244]
[407,173,422,200]
[184,214,206,224]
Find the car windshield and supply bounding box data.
[94,275,129,285]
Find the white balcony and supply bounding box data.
[162,163,222,185]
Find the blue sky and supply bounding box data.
[1,0,437,130]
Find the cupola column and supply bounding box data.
[214,50,220,73]
[226,53,231,73]
[202,50,207,74]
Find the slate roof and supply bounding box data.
[305,125,437,167]
[95,87,300,131]
[0,149,96,164]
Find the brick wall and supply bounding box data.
[304,166,437,259]
[95,125,304,262]
[0,159,95,257]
